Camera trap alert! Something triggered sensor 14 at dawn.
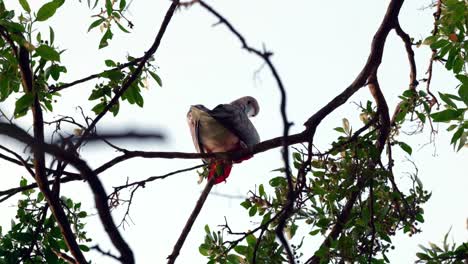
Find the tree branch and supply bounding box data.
[0,144,35,178]
[73,0,179,150]
[49,57,144,93]
[17,41,88,263]
[167,176,215,264]
[0,122,135,264]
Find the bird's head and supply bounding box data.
[231,96,260,117]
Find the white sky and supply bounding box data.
[0,0,467,263]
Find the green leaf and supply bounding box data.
[398,142,412,155]
[416,112,426,123]
[334,127,345,133]
[88,18,105,32]
[49,64,66,80]
[309,229,320,236]
[105,59,116,67]
[199,244,209,256]
[14,93,34,117]
[37,192,44,202]
[79,244,90,252]
[119,0,126,10]
[269,176,285,187]
[259,184,265,197]
[110,101,120,116]
[18,0,31,13]
[439,92,458,108]
[227,254,241,263]
[35,45,60,62]
[451,127,463,145]
[115,20,130,33]
[20,177,27,187]
[99,28,113,49]
[91,102,106,114]
[422,35,438,45]
[77,211,87,218]
[11,232,33,243]
[246,234,256,246]
[292,152,302,162]
[49,26,55,45]
[36,1,61,21]
[44,248,59,264]
[88,89,105,101]
[261,212,271,225]
[149,71,162,87]
[240,200,251,209]
[133,88,144,107]
[430,39,449,49]
[105,0,113,16]
[248,206,257,217]
[234,245,248,256]
[416,252,430,260]
[415,213,425,223]
[452,56,464,74]
[0,20,25,33]
[289,223,298,238]
[431,109,463,122]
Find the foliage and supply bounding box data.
[0,0,162,118]
[416,229,468,264]
[422,0,467,151]
[0,178,91,264]
[0,0,466,263]
[199,225,286,264]
[199,105,432,263]
[196,1,467,263]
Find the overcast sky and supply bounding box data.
[1,0,467,263]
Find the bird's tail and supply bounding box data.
[208,160,233,184]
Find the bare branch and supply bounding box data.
[49,57,144,93]
[92,245,120,262]
[424,0,442,104]
[111,164,204,194]
[0,144,35,178]
[167,176,215,264]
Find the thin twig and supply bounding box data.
[0,145,35,178]
[49,57,144,93]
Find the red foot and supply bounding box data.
[208,160,233,184]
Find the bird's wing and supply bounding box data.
[208,104,260,147]
[187,106,209,154]
[195,120,205,154]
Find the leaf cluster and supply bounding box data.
[0,178,91,264]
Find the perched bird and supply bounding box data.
[187,96,260,184]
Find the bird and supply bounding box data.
[187,96,260,184]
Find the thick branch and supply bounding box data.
[391,21,419,125]
[394,22,418,89]
[0,122,135,264]
[18,44,88,264]
[304,0,402,131]
[304,0,403,262]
